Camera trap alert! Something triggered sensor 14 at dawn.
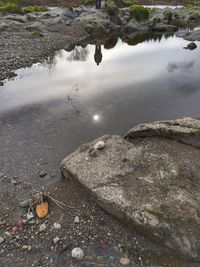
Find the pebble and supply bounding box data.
[53,223,61,230]
[22,245,32,251]
[53,236,60,244]
[19,199,30,208]
[39,223,46,232]
[0,237,4,244]
[39,171,47,177]
[119,257,130,265]
[11,178,18,185]
[26,211,35,220]
[4,232,12,239]
[93,141,105,150]
[71,247,84,260]
[74,216,80,224]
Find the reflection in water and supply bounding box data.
[94,45,103,66]
[67,46,89,62]
[167,61,194,73]
[93,114,101,122]
[1,34,200,124]
[104,36,118,50]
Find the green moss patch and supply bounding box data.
[0,0,22,14]
[23,5,48,13]
[129,5,149,21]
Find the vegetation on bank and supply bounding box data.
[0,0,48,14]
[185,0,200,7]
[129,4,149,21]
[0,0,22,14]
[23,5,48,12]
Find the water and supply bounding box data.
[143,5,183,9]
[0,33,200,183]
[1,34,200,126]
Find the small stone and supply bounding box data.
[74,216,80,224]
[84,255,93,262]
[0,172,4,178]
[39,223,46,232]
[35,202,49,218]
[93,141,105,150]
[53,223,61,230]
[120,257,130,265]
[71,247,84,260]
[0,237,4,244]
[11,178,18,185]
[39,171,47,178]
[22,245,32,251]
[4,232,12,239]
[19,200,30,208]
[26,211,35,220]
[53,236,60,244]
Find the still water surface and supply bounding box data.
[1,34,200,132]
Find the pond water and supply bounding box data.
[0,33,200,183]
[1,34,200,126]
[143,5,183,9]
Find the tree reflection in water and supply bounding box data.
[67,46,89,62]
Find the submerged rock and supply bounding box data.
[183,42,197,50]
[61,118,200,260]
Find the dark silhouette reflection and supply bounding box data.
[94,45,102,66]
[121,32,174,46]
[104,36,118,50]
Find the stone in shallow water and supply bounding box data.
[61,118,200,261]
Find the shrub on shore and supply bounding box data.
[0,0,22,14]
[129,4,149,21]
[23,5,48,13]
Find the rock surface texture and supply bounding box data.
[61,117,200,261]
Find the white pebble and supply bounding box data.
[120,257,130,265]
[22,245,32,251]
[53,223,61,230]
[93,141,105,150]
[0,237,4,244]
[71,247,84,260]
[39,223,46,232]
[74,216,80,224]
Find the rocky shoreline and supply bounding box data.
[0,4,200,84]
[61,117,200,261]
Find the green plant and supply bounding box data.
[23,5,48,13]
[185,0,200,7]
[123,0,133,6]
[163,10,173,23]
[105,0,119,15]
[81,0,94,5]
[129,4,149,21]
[0,0,22,14]
[188,11,199,21]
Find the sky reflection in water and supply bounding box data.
[1,34,200,129]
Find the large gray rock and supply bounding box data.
[61,117,200,260]
[176,29,200,41]
[184,29,200,41]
